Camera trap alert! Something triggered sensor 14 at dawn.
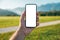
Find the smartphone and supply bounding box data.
[26,4,36,27]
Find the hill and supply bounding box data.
[0,9,19,16]
[7,3,60,15]
[37,3,60,12]
[9,7,24,15]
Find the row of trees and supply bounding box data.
[39,11,60,16]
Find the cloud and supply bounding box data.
[0,0,60,9]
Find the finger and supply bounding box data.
[36,16,39,21]
[36,12,39,26]
[36,16,39,24]
[36,15,39,18]
[36,22,39,26]
[36,13,39,22]
[36,12,39,16]
[21,11,26,20]
[36,12,39,19]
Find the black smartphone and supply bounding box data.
[26,4,37,27]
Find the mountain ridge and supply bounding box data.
[10,3,60,15]
[0,9,19,16]
[0,3,60,15]
[37,3,60,11]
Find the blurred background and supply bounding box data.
[0,0,60,40]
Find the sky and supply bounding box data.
[0,0,60,9]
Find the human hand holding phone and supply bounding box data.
[21,11,39,35]
[9,11,39,40]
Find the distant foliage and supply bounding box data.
[39,11,60,16]
[0,9,19,16]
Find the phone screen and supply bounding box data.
[26,4,36,27]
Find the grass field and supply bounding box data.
[0,16,60,28]
[25,24,60,40]
[0,16,20,28]
[40,16,60,23]
[0,24,60,40]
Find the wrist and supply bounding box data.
[16,28,26,40]
[17,26,26,36]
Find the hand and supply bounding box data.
[9,11,39,40]
[20,11,39,35]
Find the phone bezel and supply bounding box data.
[25,4,37,28]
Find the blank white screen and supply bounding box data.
[26,5,36,27]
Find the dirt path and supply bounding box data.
[0,20,60,33]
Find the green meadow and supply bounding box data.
[0,16,20,28]
[0,24,60,40]
[0,16,60,28]
[0,16,60,40]
[25,24,60,40]
[40,16,60,23]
